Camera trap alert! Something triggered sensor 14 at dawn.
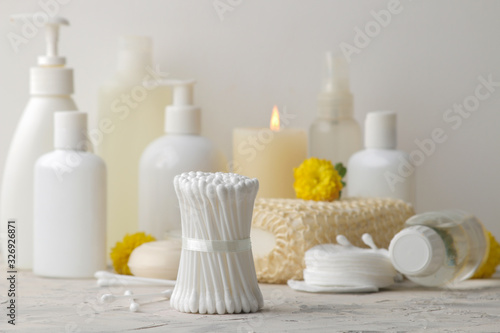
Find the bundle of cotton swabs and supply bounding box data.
[171,172,264,314]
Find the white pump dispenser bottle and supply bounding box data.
[0,16,77,269]
[139,80,227,240]
[309,52,362,165]
[34,112,106,278]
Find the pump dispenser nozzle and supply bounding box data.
[318,52,353,119]
[11,15,69,66]
[11,14,73,95]
[159,79,200,135]
[322,52,349,94]
[40,16,69,66]
[169,79,196,106]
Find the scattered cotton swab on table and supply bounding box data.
[99,289,172,312]
[124,290,140,312]
[94,271,176,287]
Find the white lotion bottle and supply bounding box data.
[34,111,106,278]
[309,53,362,165]
[96,36,171,253]
[0,17,77,269]
[347,111,415,205]
[139,79,227,240]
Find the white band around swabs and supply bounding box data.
[182,237,251,253]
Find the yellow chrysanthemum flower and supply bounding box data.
[472,231,500,279]
[110,232,156,275]
[293,157,343,201]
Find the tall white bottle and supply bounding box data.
[0,17,77,269]
[309,53,362,165]
[34,111,106,278]
[96,36,171,252]
[347,111,415,205]
[139,80,227,240]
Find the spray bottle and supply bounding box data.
[309,52,362,166]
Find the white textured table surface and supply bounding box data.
[2,266,500,333]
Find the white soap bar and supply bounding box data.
[128,240,182,280]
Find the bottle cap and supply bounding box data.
[389,225,445,277]
[54,111,88,150]
[30,67,73,95]
[116,36,153,74]
[317,52,353,119]
[364,110,397,149]
[10,15,73,95]
[162,79,201,135]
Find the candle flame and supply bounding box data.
[270,105,280,131]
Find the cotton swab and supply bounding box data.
[100,289,172,304]
[94,271,176,287]
[124,290,140,312]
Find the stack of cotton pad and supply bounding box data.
[288,234,398,293]
[171,172,264,314]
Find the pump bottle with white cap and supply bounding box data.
[139,79,226,240]
[33,111,106,278]
[309,52,362,166]
[347,110,415,205]
[0,16,77,269]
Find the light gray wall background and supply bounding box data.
[1,0,499,237]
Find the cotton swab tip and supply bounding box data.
[161,289,173,299]
[362,233,378,250]
[100,294,116,303]
[129,301,140,312]
[336,234,351,246]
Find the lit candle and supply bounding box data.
[233,106,307,198]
